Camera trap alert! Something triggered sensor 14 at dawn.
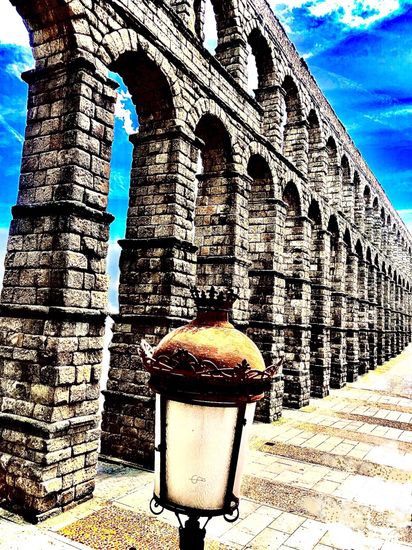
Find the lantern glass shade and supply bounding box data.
[154,394,256,513]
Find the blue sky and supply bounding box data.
[0,0,411,309]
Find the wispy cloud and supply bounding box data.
[309,0,401,28]
[4,52,34,79]
[0,2,30,47]
[114,90,138,135]
[0,113,24,143]
[271,0,402,30]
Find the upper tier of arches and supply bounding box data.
[11,0,412,289]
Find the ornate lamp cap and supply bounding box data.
[191,286,238,312]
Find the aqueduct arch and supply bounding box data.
[0,0,411,521]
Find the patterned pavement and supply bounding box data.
[0,344,411,550]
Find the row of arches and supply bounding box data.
[0,0,411,520]
[168,0,411,263]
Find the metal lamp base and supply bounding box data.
[179,516,206,550]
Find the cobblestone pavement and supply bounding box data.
[1,345,411,550]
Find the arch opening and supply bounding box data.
[247,29,273,95]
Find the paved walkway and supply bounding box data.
[1,345,412,549]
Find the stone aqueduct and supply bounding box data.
[0,0,411,521]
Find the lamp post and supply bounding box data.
[139,287,281,550]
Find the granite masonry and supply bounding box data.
[0,0,411,522]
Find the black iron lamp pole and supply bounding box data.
[139,287,282,550]
[178,515,205,550]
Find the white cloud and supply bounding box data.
[271,0,401,29]
[106,239,121,313]
[114,90,138,135]
[204,0,218,53]
[0,0,30,47]
[247,44,259,95]
[4,50,34,79]
[311,0,400,28]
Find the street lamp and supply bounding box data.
[139,287,281,550]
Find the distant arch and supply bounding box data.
[307,110,323,191]
[247,28,274,89]
[344,228,352,250]
[341,154,353,219]
[281,76,306,171]
[355,239,364,260]
[194,113,234,290]
[282,181,302,216]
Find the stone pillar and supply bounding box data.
[0,59,117,521]
[381,226,389,256]
[310,146,328,197]
[283,121,309,176]
[389,280,396,357]
[328,165,343,212]
[255,85,286,150]
[364,207,374,243]
[249,198,286,422]
[395,284,402,354]
[357,259,370,375]
[407,290,412,343]
[309,229,331,398]
[354,185,366,235]
[330,239,348,388]
[101,125,198,467]
[368,264,378,370]
[346,253,359,382]
[282,216,311,408]
[215,34,248,88]
[376,270,385,365]
[372,216,382,250]
[383,275,392,360]
[195,170,250,324]
[400,287,407,349]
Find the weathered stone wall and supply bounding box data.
[0,0,411,520]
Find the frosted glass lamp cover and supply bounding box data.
[154,394,256,515]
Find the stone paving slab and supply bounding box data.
[1,347,411,550]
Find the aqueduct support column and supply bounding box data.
[346,253,360,382]
[357,259,370,375]
[255,86,286,150]
[368,263,378,370]
[383,275,392,360]
[195,169,251,323]
[330,239,348,388]
[400,287,406,350]
[249,197,286,422]
[282,215,312,409]
[309,229,332,398]
[389,280,397,357]
[376,270,385,365]
[0,59,117,521]
[283,121,309,176]
[215,33,248,89]
[101,125,198,467]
